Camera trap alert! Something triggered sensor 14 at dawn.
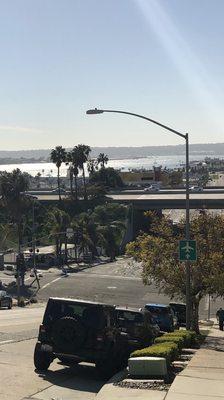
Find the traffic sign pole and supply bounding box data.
[185,133,191,330]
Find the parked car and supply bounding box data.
[0,291,12,309]
[115,306,160,350]
[144,303,175,332]
[34,297,129,378]
[169,302,186,326]
[190,186,203,192]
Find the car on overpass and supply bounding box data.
[144,185,160,192]
[190,185,203,192]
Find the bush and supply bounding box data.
[131,342,179,366]
[154,335,184,350]
[166,330,197,347]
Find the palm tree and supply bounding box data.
[97,153,109,169]
[46,208,70,261]
[50,146,67,200]
[70,147,81,201]
[66,151,74,195]
[76,144,91,200]
[87,159,98,174]
[0,169,30,251]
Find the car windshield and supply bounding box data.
[117,310,143,324]
[146,306,170,315]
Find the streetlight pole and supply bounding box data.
[86,108,191,329]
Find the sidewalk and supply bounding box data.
[96,323,224,400]
[166,323,224,400]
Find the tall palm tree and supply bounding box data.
[0,169,30,251]
[66,151,74,195]
[50,146,67,200]
[46,208,70,261]
[87,158,98,174]
[97,153,109,169]
[76,144,91,201]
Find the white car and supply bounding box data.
[144,186,160,192]
[190,186,203,192]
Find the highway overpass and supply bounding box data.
[108,190,224,209]
[26,189,224,209]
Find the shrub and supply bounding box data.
[167,330,197,346]
[131,342,179,366]
[154,335,184,350]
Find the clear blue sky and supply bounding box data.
[1,0,224,150]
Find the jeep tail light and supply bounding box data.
[39,324,46,334]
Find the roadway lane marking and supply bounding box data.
[39,277,62,291]
[107,286,117,289]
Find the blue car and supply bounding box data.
[144,303,174,332]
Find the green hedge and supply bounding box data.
[154,335,184,350]
[131,342,179,366]
[167,330,197,347]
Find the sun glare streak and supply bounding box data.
[135,0,224,132]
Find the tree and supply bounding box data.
[72,212,98,257]
[50,146,67,200]
[46,208,70,260]
[97,221,124,261]
[89,167,124,189]
[87,159,98,174]
[76,144,91,200]
[69,147,81,201]
[0,169,30,250]
[168,170,183,186]
[97,153,109,169]
[126,212,224,333]
[66,151,74,194]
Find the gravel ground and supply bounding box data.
[114,380,170,391]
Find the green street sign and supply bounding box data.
[179,240,197,261]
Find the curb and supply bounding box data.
[96,369,127,399]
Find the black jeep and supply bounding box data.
[115,307,160,351]
[34,297,129,378]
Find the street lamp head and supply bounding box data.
[86,108,104,115]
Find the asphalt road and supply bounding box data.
[1,258,222,324]
[0,258,222,399]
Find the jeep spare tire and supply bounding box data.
[52,316,86,353]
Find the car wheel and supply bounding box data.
[34,343,52,371]
[8,301,12,309]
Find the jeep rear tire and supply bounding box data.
[52,316,86,353]
[34,343,51,371]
